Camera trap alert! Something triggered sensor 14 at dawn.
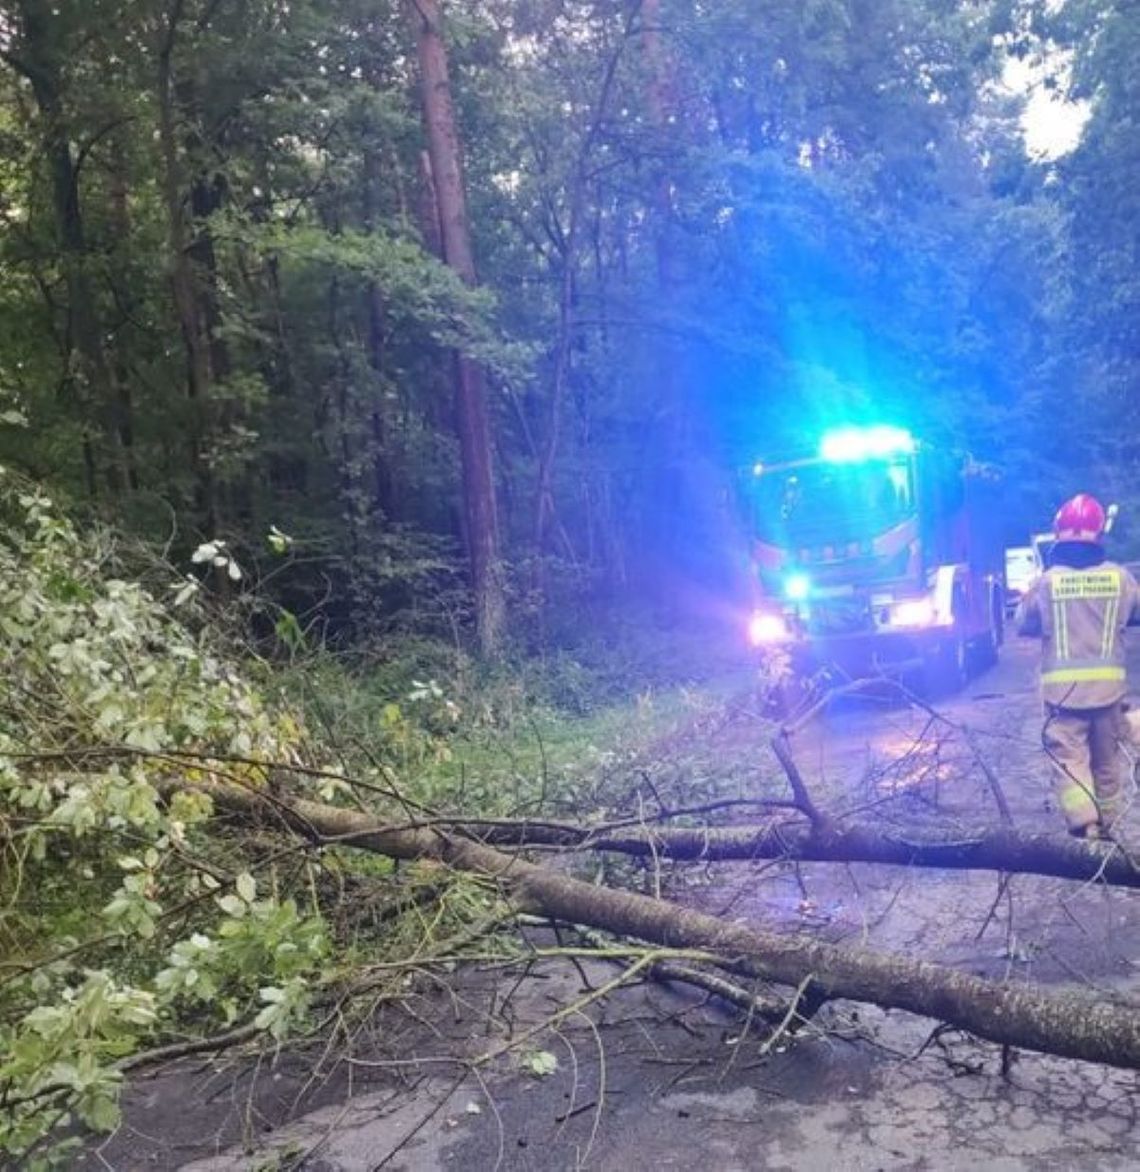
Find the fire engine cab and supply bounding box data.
[744,425,1005,694]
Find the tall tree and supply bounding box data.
[1052,0,1140,527]
[405,0,505,653]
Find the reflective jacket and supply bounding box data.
[1017,559,1140,708]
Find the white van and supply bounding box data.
[1004,545,1038,614]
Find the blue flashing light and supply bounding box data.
[820,425,915,463]
[785,572,811,601]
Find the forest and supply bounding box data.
[4,1,1140,1167]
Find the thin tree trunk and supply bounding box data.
[11,0,110,497]
[327,274,362,562]
[642,0,676,291]
[157,0,216,532]
[448,816,1140,890]
[363,143,396,520]
[189,168,246,526]
[533,4,640,560]
[108,134,140,492]
[188,171,231,388]
[405,0,504,654]
[641,0,685,607]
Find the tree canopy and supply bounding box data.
[2,0,1132,644]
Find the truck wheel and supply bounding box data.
[972,630,996,674]
[977,630,998,670]
[973,591,1003,672]
[984,617,1002,667]
[923,633,969,698]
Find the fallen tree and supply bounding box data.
[203,779,1140,1072]
[103,739,1140,889]
[456,815,1140,888]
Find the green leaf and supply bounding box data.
[81,1092,121,1133]
[216,895,246,918]
[524,1050,558,1077]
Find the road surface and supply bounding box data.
[83,638,1140,1171]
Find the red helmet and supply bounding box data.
[1053,494,1106,543]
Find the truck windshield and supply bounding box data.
[751,457,915,546]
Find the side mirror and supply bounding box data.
[1106,503,1120,534]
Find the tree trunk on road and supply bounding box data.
[459,816,1140,889]
[194,779,1140,1072]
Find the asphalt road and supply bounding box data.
[84,634,1140,1172]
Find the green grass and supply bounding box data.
[276,629,775,827]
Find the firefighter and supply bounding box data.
[1017,494,1140,839]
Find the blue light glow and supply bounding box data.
[820,425,915,463]
[785,572,811,601]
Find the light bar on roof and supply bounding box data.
[784,572,811,601]
[819,425,916,463]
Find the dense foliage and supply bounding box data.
[0,475,333,1163]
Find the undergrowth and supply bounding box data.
[0,470,773,1167]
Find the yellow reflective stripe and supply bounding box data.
[1041,666,1126,684]
[1052,599,1070,660]
[1102,595,1119,658]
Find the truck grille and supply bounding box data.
[808,599,873,636]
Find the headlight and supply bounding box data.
[890,597,937,628]
[748,612,788,645]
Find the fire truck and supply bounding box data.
[743,425,1006,695]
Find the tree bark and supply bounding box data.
[458,816,1140,889]
[187,174,230,385]
[405,0,504,653]
[194,780,1140,1072]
